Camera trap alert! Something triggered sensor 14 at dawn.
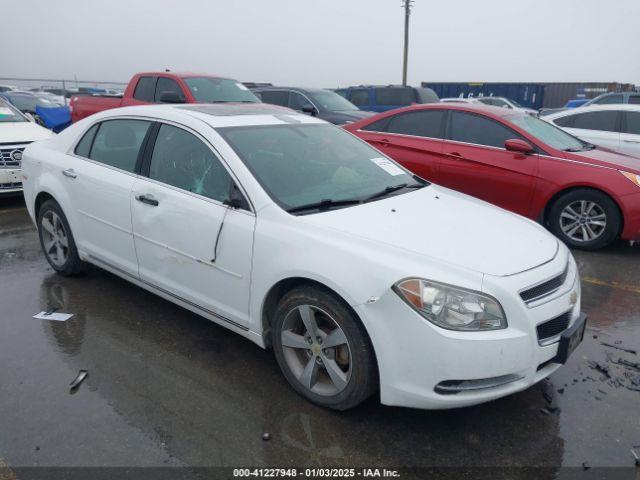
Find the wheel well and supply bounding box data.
[543,186,624,233]
[261,278,363,348]
[34,192,55,219]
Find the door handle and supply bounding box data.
[62,168,77,179]
[378,138,390,146]
[623,139,640,143]
[135,194,159,206]
[448,151,465,159]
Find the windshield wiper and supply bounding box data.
[362,183,424,202]
[286,198,362,214]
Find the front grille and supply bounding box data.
[0,144,29,168]
[537,311,571,343]
[0,182,22,190]
[520,264,569,303]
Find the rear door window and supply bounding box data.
[89,120,152,172]
[571,111,619,132]
[628,95,640,105]
[449,111,522,148]
[155,77,185,102]
[74,124,99,157]
[349,89,370,107]
[259,90,289,107]
[133,77,157,102]
[623,112,640,135]
[386,110,445,138]
[375,88,416,106]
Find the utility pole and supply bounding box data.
[402,0,413,86]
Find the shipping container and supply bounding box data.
[422,82,636,109]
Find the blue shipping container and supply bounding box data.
[422,83,546,109]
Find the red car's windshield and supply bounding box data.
[507,114,588,152]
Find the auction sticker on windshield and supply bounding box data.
[0,108,14,117]
[370,157,405,176]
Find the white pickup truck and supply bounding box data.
[0,98,52,195]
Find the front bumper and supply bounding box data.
[0,168,23,194]
[619,191,640,242]
[355,250,585,409]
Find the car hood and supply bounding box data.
[303,185,558,277]
[0,121,52,143]
[565,146,640,173]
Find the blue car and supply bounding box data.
[564,99,590,108]
[334,85,438,112]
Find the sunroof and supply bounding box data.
[177,103,292,116]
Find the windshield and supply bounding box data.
[509,99,524,108]
[509,114,586,151]
[218,124,425,213]
[184,77,259,103]
[0,98,28,122]
[308,90,359,111]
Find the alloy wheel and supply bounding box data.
[280,305,352,396]
[559,200,607,243]
[41,211,69,267]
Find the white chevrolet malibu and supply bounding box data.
[21,104,586,410]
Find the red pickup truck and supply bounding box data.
[70,72,260,122]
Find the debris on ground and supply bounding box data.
[587,361,611,379]
[632,446,640,467]
[33,309,74,322]
[582,461,591,470]
[262,432,271,441]
[600,342,637,355]
[69,370,88,391]
[617,358,640,371]
[540,407,559,415]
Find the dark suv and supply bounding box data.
[334,85,439,112]
[252,87,375,125]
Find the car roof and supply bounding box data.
[544,103,640,118]
[253,86,327,94]
[395,102,522,119]
[91,103,326,128]
[135,72,232,80]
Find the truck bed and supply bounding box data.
[70,95,124,123]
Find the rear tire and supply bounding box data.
[271,286,377,410]
[37,199,85,276]
[548,189,620,250]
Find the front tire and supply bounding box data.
[271,286,377,410]
[548,189,620,250]
[37,199,85,276]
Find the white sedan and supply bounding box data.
[22,104,586,410]
[543,104,640,157]
[0,98,52,195]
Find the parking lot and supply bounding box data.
[0,194,638,478]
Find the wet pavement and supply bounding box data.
[1,196,639,478]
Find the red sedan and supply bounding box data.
[344,104,640,250]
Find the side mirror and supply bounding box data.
[301,104,317,115]
[224,185,249,210]
[24,112,36,123]
[505,139,535,155]
[159,91,186,104]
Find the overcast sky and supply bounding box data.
[2,0,639,88]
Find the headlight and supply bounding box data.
[393,278,507,331]
[620,170,640,188]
